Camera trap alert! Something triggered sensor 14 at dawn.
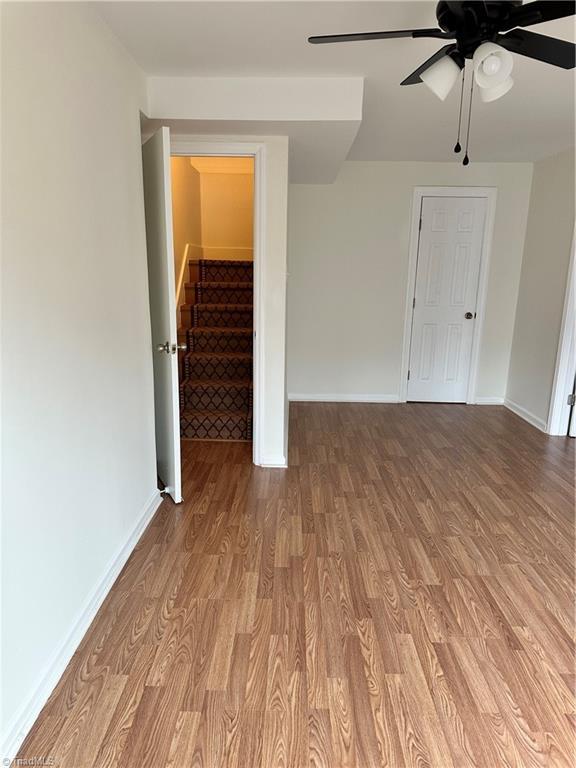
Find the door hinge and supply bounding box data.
[412,297,416,308]
[418,217,422,232]
[568,393,576,406]
[407,370,411,381]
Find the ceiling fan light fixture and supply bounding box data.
[307,1,576,159]
[420,54,462,100]
[473,42,514,90]
[479,75,514,102]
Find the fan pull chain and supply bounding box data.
[454,67,465,153]
[463,71,474,166]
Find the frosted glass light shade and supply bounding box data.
[421,55,462,101]
[473,42,514,100]
[479,76,514,102]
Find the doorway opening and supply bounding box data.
[171,155,255,443]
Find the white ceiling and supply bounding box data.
[97,1,576,162]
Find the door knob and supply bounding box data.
[464,312,474,319]
[157,342,186,354]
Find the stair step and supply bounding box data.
[180,409,252,441]
[190,259,253,284]
[181,260,255,442]
[184,352,252,382]
[181,304,253,330]
[186,327,253,354]
[192,304,253,329]
[180,379,252,412]
[186,281,253,306]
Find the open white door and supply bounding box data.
[142,127,182,503]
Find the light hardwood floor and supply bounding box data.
[17,403,575,767]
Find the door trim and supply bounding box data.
[547,227,575,435]
[400,186,498,404]
[170,138,265,466]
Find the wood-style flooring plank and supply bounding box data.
[16,403,575,767]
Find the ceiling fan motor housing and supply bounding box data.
[436,0,523,57]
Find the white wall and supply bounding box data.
[507,148,575,427]
[287,161,533,401]
[1,3,158,754]
[148,76,364,121]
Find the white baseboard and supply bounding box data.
[1,489,163,760]
[504,398,547,432]
[288,393,400,403]
[289,394,509,407]
[259,455,288,468]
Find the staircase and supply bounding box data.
[179,259,253,441]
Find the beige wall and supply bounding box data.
[170,158,254,267]
[171,156,202,268]
[199,171,254,258]
[287,161,533,401]
[507,148,575,426]
[1,2,156,753]
[170,157,202,311]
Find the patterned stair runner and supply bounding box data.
[179,259,253,440]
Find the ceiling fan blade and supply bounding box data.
[498,29,576,68]
[400,44,461,85]
[308,28,453,44]
[500,1,575,30]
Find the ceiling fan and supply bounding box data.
[309,1,576,162]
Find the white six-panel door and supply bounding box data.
[142,127,182,503]
[407,196,486,402]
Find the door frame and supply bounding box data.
[170,138,265,466]
[547,227,575,435]
[400,186,498,404]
